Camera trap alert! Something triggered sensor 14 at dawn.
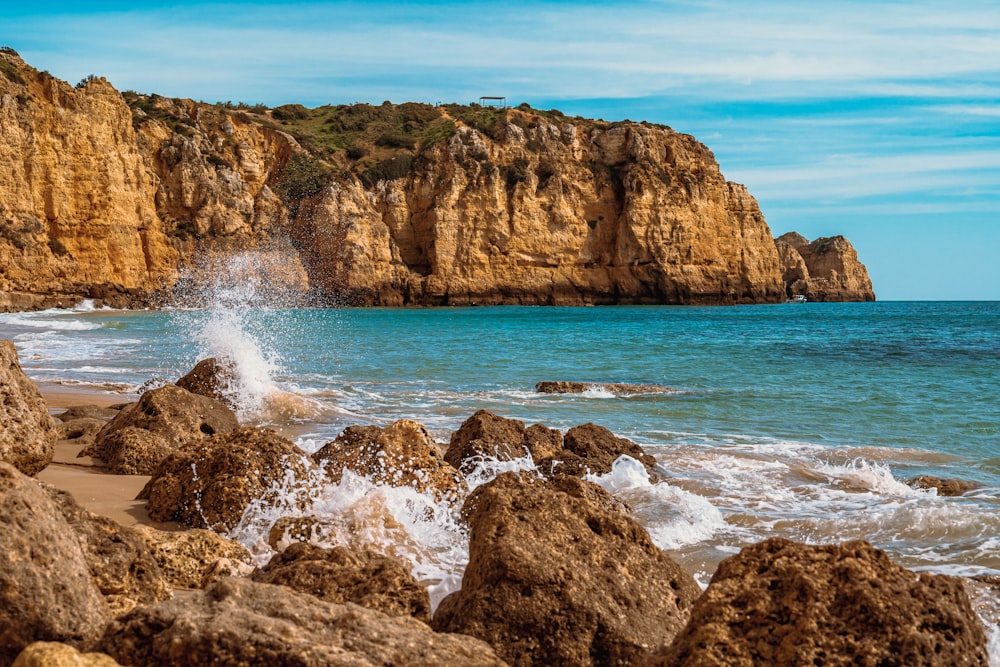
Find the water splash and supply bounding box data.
[169,249,313,421]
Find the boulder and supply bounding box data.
[44,486,171,616]
[538,422,659,478]
[55,405,122,422]
[536,381,673,395]
[85,384,239,474]
[54,418,106,447]
[433,472,700,666]
[252,542,432,622]
[13,642,123,667]
[312,419,467,502]
[0,463,109,663]
[445,410,563,473]
[97,577,507,667]
[0,340,56,475]
[139,426,316,532]
[175,357,235,405]
[909,475,982,497]
[652,537,989,666]
[133,526,254,590]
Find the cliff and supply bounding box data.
[0,49,873,308]
[776,232,875,302]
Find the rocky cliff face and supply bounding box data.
[0,50,872,308]
[776,232,875,302]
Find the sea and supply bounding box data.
[1,269,998,657]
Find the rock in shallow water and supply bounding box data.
[97,577,506,667]
[445,410,563,473]
[650,537,989,667]
[433,472,700,666]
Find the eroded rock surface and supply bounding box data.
[538,422,659,478]
[12,642,123,667]
[445,410,562,474]
[85,384,239,474]
[0,463,109,663]
[652,537,989,666]
[133,526,254,590]
[0,340,55,475]
[775,233,875,302]
[98,577,507,667]
[433,472,700,666]
[252,542,432,622]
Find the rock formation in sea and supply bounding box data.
[776,231,875,301]
[0,48,875,308]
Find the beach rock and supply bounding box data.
[535,381,673,395]
[433,472,700,666]
[251,542,432,622]
[44,486,171,616]
[909,475,982,497]
[132,526,253,590]
[538,422,659,478]
[12,642,123,667]
[56,405,122,422]
[313,419,467,502]
[55,418,106,446]
[652,537,989,666]
[445,410,563,473]
[0,340,56,475]
[139,426,316,532]
[97,577,507,667]
[86,384,239,474]
[175,357,235,405]
[0,463,109,663]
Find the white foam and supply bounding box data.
[2,313,101,331]
[814,457,923,497]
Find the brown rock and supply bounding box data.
[86,384,239,474]
[535,381,673,394]
[44,486,171,616]
[445,410,562,473]
[433,472,700,666]
[56,405,122,422]
[55,417,106,447]
[313,419,467,502]
[97,577,507,667]
[652,537,988,666]
[175,357,234,405]
[13,642,123,667]
[138,426,316,532]
[132,526,254,590]
[775,232,876,302]
[0,340,55,475]
[538,422,659,478]
[909,474,982,497]
[252,542,432,622]
[0,463,109,663]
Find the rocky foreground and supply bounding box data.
[0,48,873,310]
[1,343,988,666]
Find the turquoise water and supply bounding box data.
[2,299,999,647]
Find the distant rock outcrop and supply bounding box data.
[0,49,874,308]
[775,232,875,301]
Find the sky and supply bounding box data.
[5,1,999,300]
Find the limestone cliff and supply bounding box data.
[0,49,872,308]
[775,232,875,302]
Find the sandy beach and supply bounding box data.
[35,382,181,530]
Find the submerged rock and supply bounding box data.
[252,542,432,622]
[98,577,507,667]
[445,410,563,473]
[0,463,109,663]
[909,475,982,497]
[86,384,239,474]
[0,340,56,475]
[139,426,317,532]
[313,419,467,502]
[652,537,989,666]
[536,381,674,395]
[433,472,700,666]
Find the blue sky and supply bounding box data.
[5,1,999,300]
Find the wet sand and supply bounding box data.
[36,382,180,530]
